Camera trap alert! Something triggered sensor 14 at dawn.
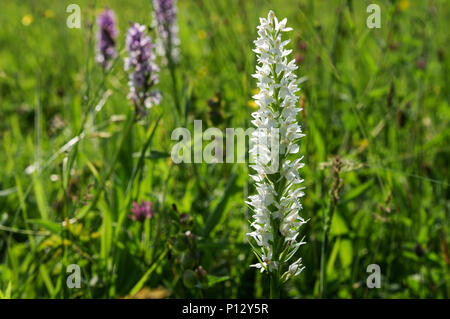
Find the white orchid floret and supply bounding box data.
[247,10,306,280]
[251,249,279,273]
[287,257,305,278]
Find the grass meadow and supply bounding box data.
[0,0,449,298]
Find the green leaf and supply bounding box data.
[326,238,340,278]
[39,265,55,297]
[100,201,112,261]
[0,282,12,299]
[339,239,353,268]
[32,173,49,220]
[195,275,230,289]
[27,219,62,234]
[129,250,167,296]
[146,150,171,159]
[341,179,374,203]
[330,212,349,236]
[310,120,325,161]
[132,150,170,159]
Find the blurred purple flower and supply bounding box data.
[96,9,118,70]
[129,200,154,222]
[153,0,176,26]
[152,0,180,63]
[124,23,161,112]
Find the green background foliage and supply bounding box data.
[0,0,448,298]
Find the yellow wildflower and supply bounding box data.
[197,30,207,40]
[22,14,33,26]
[399,0,409,11]
[247,100,257,109]
[44,10,54,18]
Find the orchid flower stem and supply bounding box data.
[270,272,280,299]
[168,56,181,123]
[269,168,283,298]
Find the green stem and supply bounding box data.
[270,272,280,298]
[168,60,181,121]
[319,219,328,298]
[266,34,285,299]
[319,181,339,298]
[165,32,181,123]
